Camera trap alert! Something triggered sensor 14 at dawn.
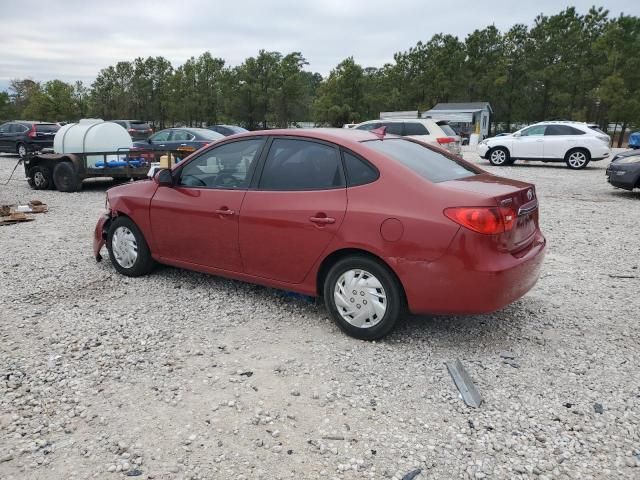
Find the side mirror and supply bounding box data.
[155,168,174,187]
[513,132,521,138]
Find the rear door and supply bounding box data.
[512,125,546,158]
[149,137,265,271]
[239,137,347,283]
[543,124,581,159]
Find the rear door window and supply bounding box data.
[381,122,404,136]
[342,150,379,186]
[172,130,195,141]
[258,138,344,190]
[355,122,382,131]
[404,122,429,136]
[363,138,477,183]
[545,125,585,136]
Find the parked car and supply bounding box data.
[110,120,153,140]
[208,125,248,136]
[353,119,462,155]
[628,131,640,149]
[0,121,60,158]
[94,128,546,340]
[477,121,611,169]
[606,149,640,191]
[132,128,224,155]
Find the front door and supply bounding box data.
[149,137,265,272]
[240,138,347,284]
[512,125,546,158]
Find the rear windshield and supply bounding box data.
[363,138,477,183]
[227,126,248,134]
[35,124,59,133]
[588,125,607,135]
[436,121,457,137]
[130,121,151,130]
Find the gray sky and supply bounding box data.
[1,0,637,92]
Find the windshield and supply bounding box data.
[363,138,477,183]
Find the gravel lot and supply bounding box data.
[1,149,639,480]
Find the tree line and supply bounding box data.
[0,6,638,143]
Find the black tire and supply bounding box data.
[16,143,27,159]
[106,216,155,277]
[27,165,53,190]
[564,148,590,170]
[323,255,405,340]
[53,161,83,192]
[488,147,510,166]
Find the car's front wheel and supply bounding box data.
[106,216,155,277]
[488,147,511,166]
[323,255,404,340]
[565,149,590,169]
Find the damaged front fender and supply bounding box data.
[93,214,112,261]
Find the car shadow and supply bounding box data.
[147,264,534,347]
[608,189,640,200]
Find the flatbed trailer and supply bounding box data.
[23,147,195,192]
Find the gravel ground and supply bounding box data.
[0,149,639,480]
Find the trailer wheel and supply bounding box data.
[53,161,83,192]
[27,165,53,190]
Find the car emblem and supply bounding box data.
[527,189,534,201]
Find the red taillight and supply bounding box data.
[28,125,37,138]
[444,206,516,235]
[436,137,455,144]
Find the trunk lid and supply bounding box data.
[442,174,539,252]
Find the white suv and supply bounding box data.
[353,119,462,155]
[477,121,611,169]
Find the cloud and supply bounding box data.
[0,0,637,89]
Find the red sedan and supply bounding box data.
[93,128,546,340]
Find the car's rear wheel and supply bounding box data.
[53,161,83,192]
[106,216,155,277]
[323,255,404,340]
[488,147,510,166]
[27,165,52,190]
[17,143,27,159]
[565,149,590,169]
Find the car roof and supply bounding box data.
[229,128,391,144]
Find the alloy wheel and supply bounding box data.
[490,149,507,165]
[567,151,587,168]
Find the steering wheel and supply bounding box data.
[180,175,207,187]
[213,172,239,187]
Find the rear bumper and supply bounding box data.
[395,229,546,315]
[93,214,111,261]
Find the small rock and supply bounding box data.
[499,351,515,360]
[593,403,604,414]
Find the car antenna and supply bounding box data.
[371,126,387,139]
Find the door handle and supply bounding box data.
[215,208,235,216]
[309,216,335,224]
[180,143,187,146]
[536,139,543,142]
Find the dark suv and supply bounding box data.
[110,120,153,140]
[0,121,60,158]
